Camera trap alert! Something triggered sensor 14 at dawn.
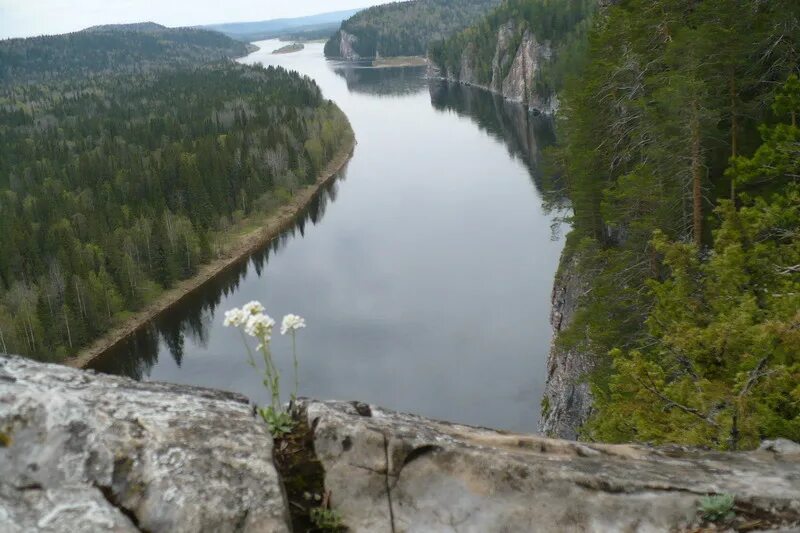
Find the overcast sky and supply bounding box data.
[0,0,387,39]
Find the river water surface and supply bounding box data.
[91,40,564,432]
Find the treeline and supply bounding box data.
[551,0,800,449]
[324,0,501,58]
[429,0,596,98]
[0,58,351,361]
[0,23,250,85]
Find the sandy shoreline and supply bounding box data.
[371,56,428,68]
[66,133,356,370]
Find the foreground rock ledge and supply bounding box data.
[0,356,289,533]
[1,356,799,532]
[303,399,800,532]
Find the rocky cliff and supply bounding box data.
[538,248,597,439]
[337,30,360,60]
[430,19,558,114]
[3,356,800,532]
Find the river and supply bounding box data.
[90,40,564,433]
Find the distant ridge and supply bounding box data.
[202,9,360,42]
[82,22,167,33]
[0,24,251,85]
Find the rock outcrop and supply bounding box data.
[304,399,800,532]
[434,20,558,114]
[3,356,800,532]
[538,248,597,439]
[0,356,289,533]
[338,31,360,61]
[324,30,361,61]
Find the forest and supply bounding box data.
[0,28,352,361]
[0,23,251,84]
[324,0,501,58]
[548,0,800,449]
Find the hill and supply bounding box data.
[0,24,251,85]
[324,0,501,59]
[203,9,359,42]
[82,22,167,32]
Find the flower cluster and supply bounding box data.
[281,314,306,335]
[245,314,275,339]
[225,301,276,342]
[223,301,307,418]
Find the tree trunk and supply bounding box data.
[26,315,36,352]
[728,410,739,451]
[185,234,191,272]
[145,232,152,268]
[730,72,738,201]
[23,321,33,352]
[691,103,703,247]
[63,307,73,349]
[75,278,86,318]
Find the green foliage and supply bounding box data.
[324,0,501,58]
[309,507,344,531]
[547,0,800,447]
[260,406,296,437]
[773,75,800,126]
[0,34,352,361]
[585,77,800,449]
[429,0,595,96]
[540,396,551,419]
[699,494,736,523]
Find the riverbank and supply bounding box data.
[66,131,356,370]
[371,55,427,68]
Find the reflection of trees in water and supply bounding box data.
[428,80,564,207]
[330,64,428,96]
[90,171,345,380]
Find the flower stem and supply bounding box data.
[292,331,298,400]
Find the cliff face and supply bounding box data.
[433,19,558,114]
[2,356,800,532]
[324,30,362,61]
[338,30,360,60]
[538,248,596,439]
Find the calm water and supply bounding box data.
[91,40,564,433]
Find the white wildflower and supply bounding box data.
[242,301,266,316]
[223,308,247,328]
[245,313,275,339]
[281,314,306,335]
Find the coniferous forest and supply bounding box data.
[0,26,352,361]
[324,0,502,58]
[0,23,251,84]
[547,0,800,449]
[429,0,595,99]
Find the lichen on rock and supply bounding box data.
[0,356,290,533]
[303,399,800,532]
